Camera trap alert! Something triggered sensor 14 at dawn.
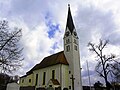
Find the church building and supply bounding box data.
[19,5,83,90]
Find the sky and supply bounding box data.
[0,0,120,86]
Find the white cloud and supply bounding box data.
[0,0,12,18]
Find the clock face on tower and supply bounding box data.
[65,31,69,36]
[74,31,77,36]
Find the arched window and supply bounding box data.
[66,45,70,52]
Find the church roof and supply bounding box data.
[66,4,75,34]
[27,51,68,75]
[50,79,60,85]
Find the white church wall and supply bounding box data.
[61,64,69,90]
[33,64,69,89]
[33,64,61,88]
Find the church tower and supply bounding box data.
[64,4,83,90]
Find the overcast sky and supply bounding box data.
[1,0,120,86]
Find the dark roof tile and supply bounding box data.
[27,51,68,75]
[50,79,60,85]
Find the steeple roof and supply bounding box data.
[66,4,75,34]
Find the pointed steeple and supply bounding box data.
[66,4,75,34]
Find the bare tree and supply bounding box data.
[88,39,118,90]
[0,20,23,73]
[110,62,120,82]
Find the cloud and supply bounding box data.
[75,5,115,44]
[0,0,12,18]
[74,2,120,85]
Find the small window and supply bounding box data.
[52,70,55,79]
[69,86,71,89]
[74,39,77,44]
[29,79,31,83]
[69,71,71,74]
[43,72,46,85]
[74,45,77,51]
[66,39,70,44]
[35,74,38,85]
[66,45,70,52]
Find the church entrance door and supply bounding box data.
[46,87,54,90]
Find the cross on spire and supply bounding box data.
[70,75,75,90]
